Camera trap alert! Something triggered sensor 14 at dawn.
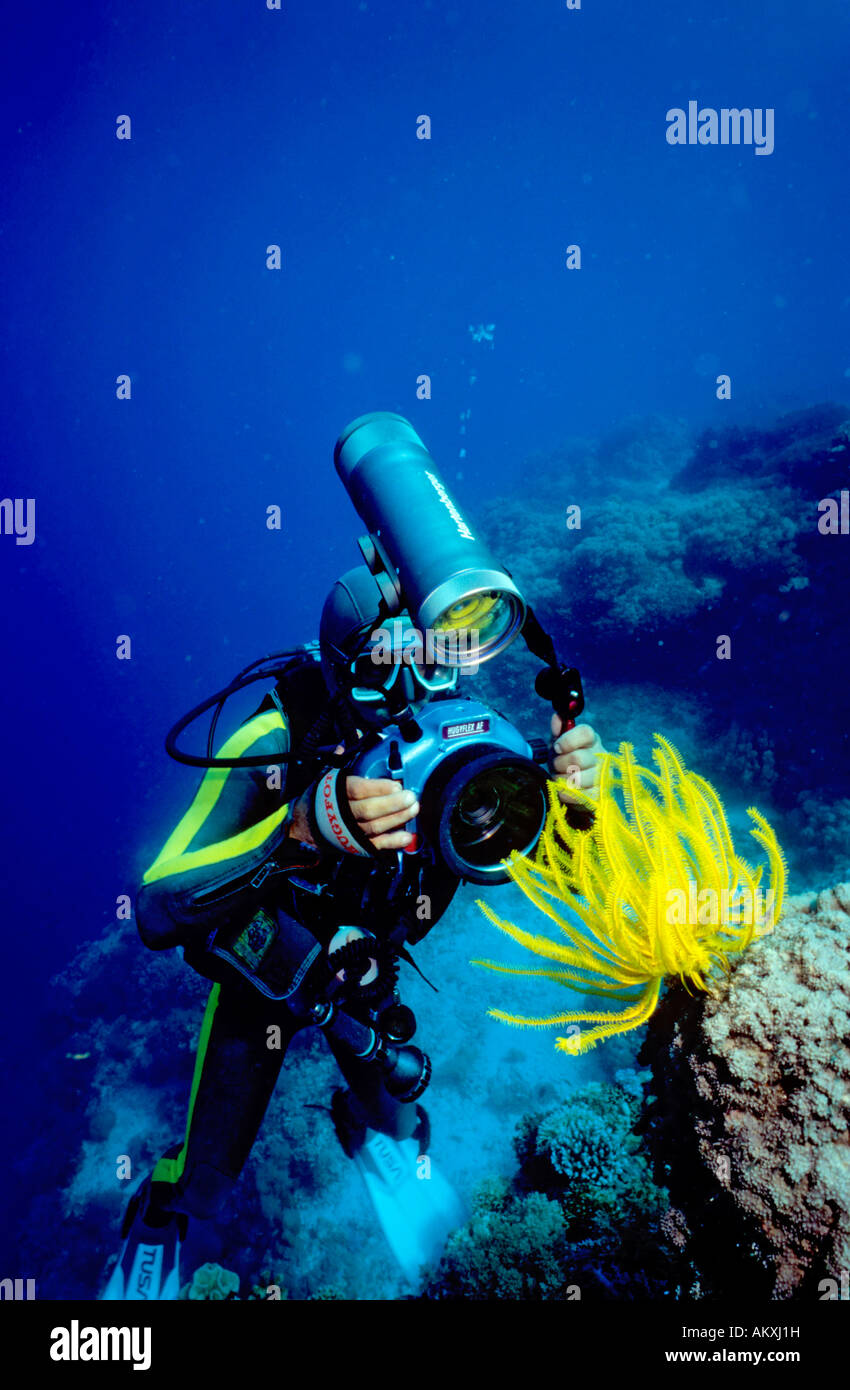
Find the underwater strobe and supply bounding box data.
[334,412,526,665]
[313,412,554,884]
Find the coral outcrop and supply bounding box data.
[479,404,850,829]
[639,883,850,1298]
[179,1262,240,1300]
[423,1079,674,1300]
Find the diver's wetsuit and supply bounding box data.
[134,658,459,1224]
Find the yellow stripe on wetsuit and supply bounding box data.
[142,710,290,886]
[151,981,220,1187]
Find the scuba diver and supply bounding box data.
[102,412,605,1300]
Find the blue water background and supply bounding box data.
[1,0,847,1287]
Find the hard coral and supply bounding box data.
[515,1082,663,1238]
[422,1082,673,1300]
[179,1262,240,1300]
[671,403,848,493]
[789,794,850,886]
[640,883,850,1298]
[424,1189,571,1300]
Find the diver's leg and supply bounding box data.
[102,980,297,1298]
[149,980,297,1220]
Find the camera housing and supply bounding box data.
[312,697,550,884]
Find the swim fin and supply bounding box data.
[100,1177,186,1301]
[334,1094,465,1285]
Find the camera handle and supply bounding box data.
[385,737,422,863]
[521,606,585,730]
[521,606,594,832]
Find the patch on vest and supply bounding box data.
[230,908,277,970]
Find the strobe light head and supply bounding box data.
[334,412,526,668]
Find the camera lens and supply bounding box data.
[425,748,549,883]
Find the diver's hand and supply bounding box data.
[287,736,419,852]
[288,791,317,845]
[344,776,419,851]
[550,716,606,801]
[287,777,418,851]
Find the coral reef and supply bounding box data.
[639,883,850,1298]
[247,1273,289,1300]
[670,404,848,494]
[514,1081,662,1239]
[478,402,850,889]
[423,1185,571,1300]
[713,721,778,793]
[785,794,850,887]
[178,1262,344,1299]
[423,1080,675,1300]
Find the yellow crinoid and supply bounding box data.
[473,735,786,1056]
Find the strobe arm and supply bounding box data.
[521,606,585,729]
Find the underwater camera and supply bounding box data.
[311,693,552,883]
[165,411,584,884]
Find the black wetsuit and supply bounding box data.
[134,657,459,1222]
